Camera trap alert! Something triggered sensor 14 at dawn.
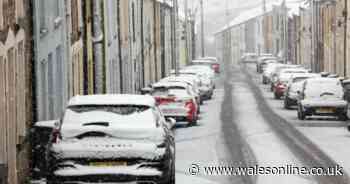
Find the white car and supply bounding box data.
[46,94,176,183]
[297,78,348,120]
[284,73,321,109]
[152,81,198,125]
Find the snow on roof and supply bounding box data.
[215,0,308,34]
[68,94,156,107]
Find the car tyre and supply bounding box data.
[338,113,348,121]
[297,106,306,120]
[284,97,291,109]
[274,92,281,100]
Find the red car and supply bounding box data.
[152,82,199,126]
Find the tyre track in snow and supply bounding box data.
[220,63,257,184]
[240,64,350,184]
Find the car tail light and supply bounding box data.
[185,99,195,111]
[52,129,61,143]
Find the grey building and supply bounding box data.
[33,0,69,121]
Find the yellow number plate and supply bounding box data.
[316,108,335,114]
[90,161,127,167]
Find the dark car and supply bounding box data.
[46,95,175,184]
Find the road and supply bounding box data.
[174,63,350,184]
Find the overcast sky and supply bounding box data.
[178,0,264,56]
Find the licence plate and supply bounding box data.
[316,108,335,114]
[90,161,127,167]
[163,109,180,114]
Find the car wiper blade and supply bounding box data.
[83,122,109,127]
[320,92,335,97]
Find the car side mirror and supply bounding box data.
[33,120,60,129]
[141,87,152,95]
[165,118,176,129]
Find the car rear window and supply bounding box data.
[68,105,150,115]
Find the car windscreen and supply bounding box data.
[305,81,344,99]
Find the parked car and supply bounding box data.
[178,68,214,100]
[297,78,348,120]
[284,73,321,109]
[152,82,199,125]
[241,53,258,63]
[270,65,305,91]
[262,63,284,84]
[272,68,309,99]
[46,94,176,184]
[169,71,209,103]
[256,56,277,73]
[161,76,202,109]
[191,58,220,73]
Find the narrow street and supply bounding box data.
[173,63,350,184]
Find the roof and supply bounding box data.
[306,77,341,83]
[68,94,156,107]
[215,0,308,34]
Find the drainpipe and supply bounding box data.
[344,0,348,77]
[92,0,104,94]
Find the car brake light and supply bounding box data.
[185,100,195,110]
[52,129,61,143]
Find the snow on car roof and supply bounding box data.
[306,77,341,83]
[68,94,156,107]
[290,73,320,79]
[152,81,188,89]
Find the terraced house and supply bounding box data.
[0,0,33,183]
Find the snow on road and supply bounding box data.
[245,63,350,178]
[175,88,234,184]
[231,68,314,184]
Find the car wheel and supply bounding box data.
[297,106,306,120]
[284,98,290,109]
[338,113,348,121]
[274,92,281,100]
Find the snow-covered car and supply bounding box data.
[241,53,258,63]
[297,78,348,120]
[284,73,321,109]
[256,56,277,73]
[161,75,202,107]
[262,63,284,84]
[152,82,198,125]
[191,59,220,73]
[169,71,208,103]
[273,68,309,99]
[46,95,175,184]
[270,66,306,92]
[178,68,214,100]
